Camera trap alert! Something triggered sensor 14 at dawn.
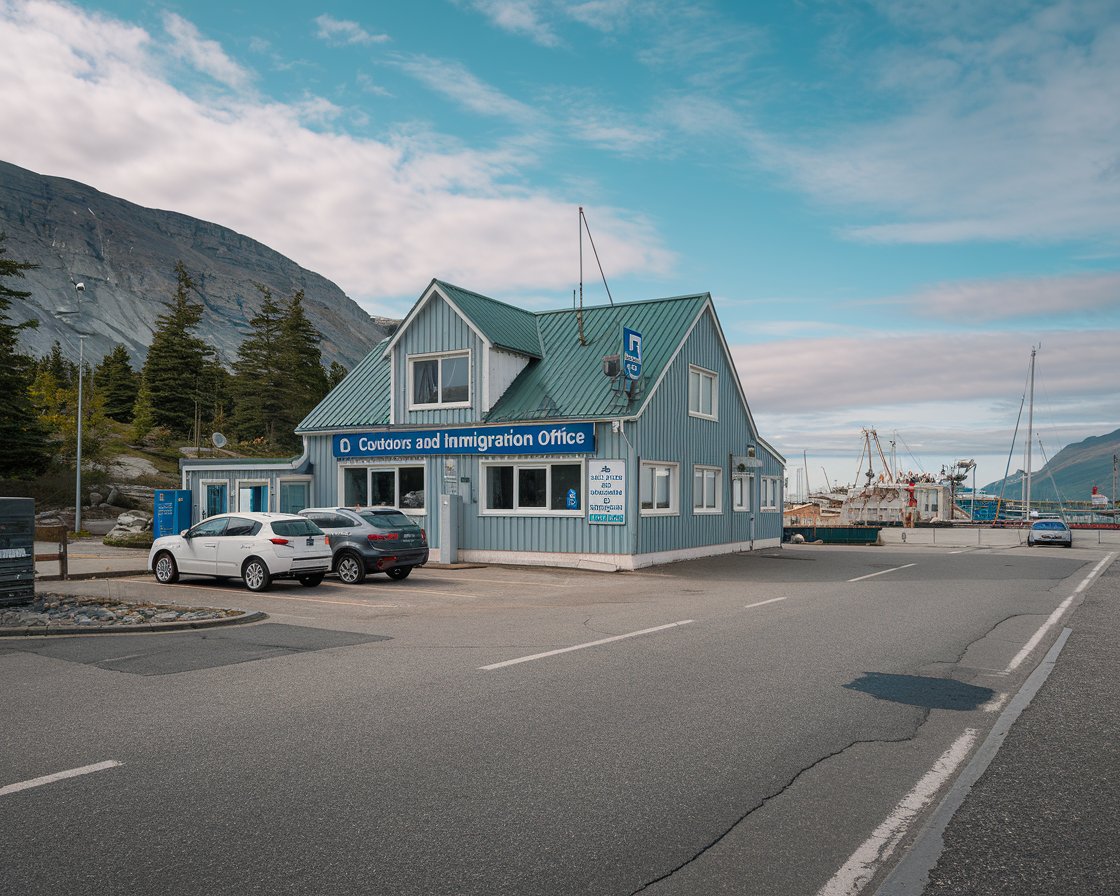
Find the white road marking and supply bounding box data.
[1,760,122,797]
[480,620,694,671]
[1005,552,1116,673]
[816,729,978,896]
[744,597,788,610]
[979,692,1009,713]
[848,564,916,583]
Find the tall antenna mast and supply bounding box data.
[578,206,586,346]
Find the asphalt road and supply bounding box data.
[1,543,1112,895]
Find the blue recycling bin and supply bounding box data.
[153,489,193,539]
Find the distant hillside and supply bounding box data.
[982,428,1120,503]
[0,160,392,369]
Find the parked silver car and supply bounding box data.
[1026,519,1073,548]
[299,507,429,583]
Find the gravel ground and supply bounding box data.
[0,593,242,630]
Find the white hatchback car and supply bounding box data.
[148,512,332,592]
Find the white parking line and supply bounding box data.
[480,620,694,671]
[1,760,122,797]
[816,730,977,896]
[744,597,788,610]
[1005,552,1116,673]
[848,564,916,583]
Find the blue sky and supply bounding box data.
[2,0,1118,493]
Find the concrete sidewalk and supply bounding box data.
[34,536,151,581]
[877,554,1120,895]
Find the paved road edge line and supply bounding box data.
[871,625,1073,896]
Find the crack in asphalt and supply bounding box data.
[628,733,917,894]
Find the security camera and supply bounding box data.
[75,282,85,291]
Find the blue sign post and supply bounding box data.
[622,327,642,380]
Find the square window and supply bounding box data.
[640,462,677,514]
[410,353,470,407]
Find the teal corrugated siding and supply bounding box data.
[396,294,485,426]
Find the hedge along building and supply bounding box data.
[179,279,785,570]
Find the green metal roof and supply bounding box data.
[484,294,709,422]
[297,338,391,432]
[435,280,542,358]
[296,290,713,432]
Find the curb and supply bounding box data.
[0,610,268,638]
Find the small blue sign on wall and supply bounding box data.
[566,488,579,510]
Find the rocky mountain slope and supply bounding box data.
[0,160,392,369]
[982,427,1120,504]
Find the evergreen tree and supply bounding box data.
[93,343,140,423]
[135,261,215,438]
[30,361,112,470]
[0,233,51,477]
[39,340,76,388]
[279,290,329,429]
[230,286,289,446]
[327,360,348,390]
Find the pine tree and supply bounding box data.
[279,290,329,434]
[230,286,289,447]
[135,261,215,438]
[327,361,348,390]
[0,233,51,477]
[93,344,140,423]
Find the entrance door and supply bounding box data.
[205,483,228,518]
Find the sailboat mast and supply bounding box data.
[1024,347,1036,518]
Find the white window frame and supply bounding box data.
[693,465,722,514]
[479,459,585,517]
[733,473,753,511]
[761,476,780,511]
[408,350,471,409]
[200,479,229,518]
[235,478,270,513]
[688,365,718,421]
[639,461,679,516]
[278,476,313,514]
[337,462,427,514]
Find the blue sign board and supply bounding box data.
[334,422,596,458]
[622,327,642,379]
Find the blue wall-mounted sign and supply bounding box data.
[334,422,596,458]
[622,327,642,380]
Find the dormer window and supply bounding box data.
[410,351,470,408]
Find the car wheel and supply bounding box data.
[336,551,366,584]
[153,552,179,584]
[243,557,272,592]
[298,573,324,587]
[386,566,412,581]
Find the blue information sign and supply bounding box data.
[622,327,642,379]
[334,422,596,458]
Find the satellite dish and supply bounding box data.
[211,432,227,448]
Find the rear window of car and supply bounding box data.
[358,511,415,530]
[271,519,324,537]
[1032,521,1067,530]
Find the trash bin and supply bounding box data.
[0,497,36,606]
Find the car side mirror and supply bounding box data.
[181,529,191,538]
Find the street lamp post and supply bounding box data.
[57,281,87,534]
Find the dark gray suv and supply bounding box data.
[299,507,429,583]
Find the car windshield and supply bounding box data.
[358,510,415,530]
[1032,521,1067,530]
[271,519,324,537]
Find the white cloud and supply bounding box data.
[765,3,1120,246]
[162,12,253,91]
[463,0,561,47]
[313,14,390,46]
[906,271,1120,323]
[392,55,539,123]
[0,2,672,311]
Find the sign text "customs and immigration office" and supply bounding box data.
[333,423,596,458]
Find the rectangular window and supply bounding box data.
[733,474,752,511]
[279,480,310,514]
[693,466,722,513]
[237,481,269,513]
[688,366,717,420]
[410,351,471,407]
[761,476,780,510]
[341,465,426,511]
[482,461,584,515]
[640,462,677,515]
[203,482,228,517]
